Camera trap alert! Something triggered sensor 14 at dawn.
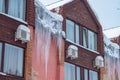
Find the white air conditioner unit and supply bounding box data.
[15,24,30,43]
[94,56,104,68]
[66,45,78,60]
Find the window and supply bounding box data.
[64,63,99,80]
[84,68,98,80]
[75,25,80,44]
[66,19,75,42]
[64,62,81,80]
[83,28,88,48]
[0,0,5,12]
[89,70,98,80]
[0,43,24,77]
[0,0,26,20]
[88,30,97,51]
[66,19,81,44]
[66,19,98,51]
[65,62,75,80]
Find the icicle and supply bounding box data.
[34,0,63,80]
[103,35,120,80]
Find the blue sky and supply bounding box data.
[40,0,120,30]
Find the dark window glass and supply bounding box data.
[83,28,88,48]
[94,33,97,51]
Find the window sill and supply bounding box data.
[66,39,100,54]
[0,12,27,25]
[0,72,24,80]
[0,72,6,76]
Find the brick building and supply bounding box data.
[0,0,104,80]
[47,0,104,80]
[0,0,35,80]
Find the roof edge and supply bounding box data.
[46,0,73,10]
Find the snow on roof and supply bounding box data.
[35,0,63,21]
[103,27,120,38]
[46,0,73,10]
[104,35,119,58]
[35,0,63,35]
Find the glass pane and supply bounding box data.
[84,69,88,80]
[88,30,97,51]
[66,19,75,42]
[4,43,24,76]
[64,62,75,80]
[77,67,80,80]
[17,48,24,76]
[0,43,2,71]
[94,33,97,51]
[89,70,98,80]
[8,0,25,20]
[0,0,5,12]
[75,25,80,44]
[83,28,87,48]
[88,30,94,50]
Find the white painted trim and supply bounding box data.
[0,12,27,24]
[46,0,73,10]
[66,39,100,54]
[0,72,7,76]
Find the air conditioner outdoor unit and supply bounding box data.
[94,56,104,68]
[66,45,78,60]
[15,24,30,43]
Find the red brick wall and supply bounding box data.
[59,0,103,71]
[26,0,35,27]
[0,0,35,80]
[0,14,26,79]
[0,14,26,48]
[24,0,35,80]
[63,0,98,32]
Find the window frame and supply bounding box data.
[84,68,89,80]
[83,68,99,80]
[66,19,82,45]
[65,18,98,52]
[89,70,99,80]
[88,30,98,51]
[0,41,25,77]
[82,27,88,48]
[0,0,26,20]
[64,62,81,80]
[64,62,99,80]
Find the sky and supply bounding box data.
[40,0,120,30]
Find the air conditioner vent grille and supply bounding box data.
[21,30,27,39]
